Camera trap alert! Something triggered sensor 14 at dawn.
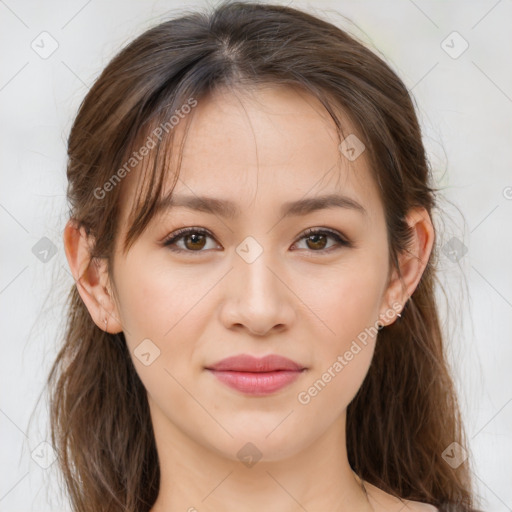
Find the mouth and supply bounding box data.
[205,354,307,396]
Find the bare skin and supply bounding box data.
[64,84,436,512]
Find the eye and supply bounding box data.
[292,228,351,253]
[162,227,220,254]
[162,226,351,255]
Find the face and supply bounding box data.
[109,84,395,462]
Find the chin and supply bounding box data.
[206,425,311,465]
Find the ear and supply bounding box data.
[379,206,435,327]
[63,219,123,334]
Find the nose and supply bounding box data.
[218,247,296,336]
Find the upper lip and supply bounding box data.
[206,354,306,372]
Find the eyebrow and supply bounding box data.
[154,192,367,219]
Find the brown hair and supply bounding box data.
[46,1,481,511]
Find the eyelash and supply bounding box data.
[162,227,351,255]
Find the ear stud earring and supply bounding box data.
[377,306,404,331]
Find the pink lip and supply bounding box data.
[205,354,306,396]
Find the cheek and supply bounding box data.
[114,260,217,386]
[290,252,385,407]
[293,265,381,414]
[116,259,213,339]
[294,255,386,342]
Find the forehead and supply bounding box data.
[180,85,367,188]
[119,84,383,228]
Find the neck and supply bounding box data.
[148,400,373,512]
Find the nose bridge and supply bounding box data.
[235,235,281,302]
[220,234,295,334]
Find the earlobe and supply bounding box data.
[379,207,435,327]
[63,220,123,334]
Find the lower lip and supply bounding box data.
[207,369,304,395]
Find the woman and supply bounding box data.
[48,2,481,511]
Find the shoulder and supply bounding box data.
[402,500,439,512]
[363,480,438,512]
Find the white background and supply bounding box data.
[1,0,511,510]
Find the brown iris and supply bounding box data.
[305,233,328,250]
[184,233,207,251]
